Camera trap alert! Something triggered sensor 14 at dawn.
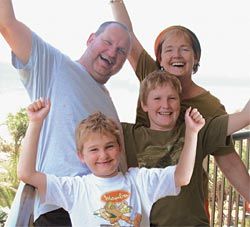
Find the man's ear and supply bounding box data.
[141,100,148,112]
[86,33,95,46]
[77,151,85,163]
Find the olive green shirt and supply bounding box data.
[135,49,234,156]
[122,49,235,226]
[122,115,231,226]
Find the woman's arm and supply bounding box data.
[110,0,144,70]
[215,99,250,202]
[227,99,250,135]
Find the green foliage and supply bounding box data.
[0,207,8,227]
[0,149,17,210]
[0,108,29,224]
[5,108,28,153]
[0,137,12,153]
[0,183,16,208]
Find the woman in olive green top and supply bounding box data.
[122,70,250,226]
[109,0,250,225]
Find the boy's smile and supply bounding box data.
[142,83,181,131]
[77,132,121,178]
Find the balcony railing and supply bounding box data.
[5,131,250,227]
[208,130,250,227]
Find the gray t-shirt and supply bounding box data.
[12,32,121,220]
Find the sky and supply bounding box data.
[0,0,250,124]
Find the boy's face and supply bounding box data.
[77,132,121,178]
[142,83,180,131]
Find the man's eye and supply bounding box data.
[103,40,111,45]
[117,48,126,55]
[90,148,98,152]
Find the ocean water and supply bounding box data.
[0,63,29,140]
[0,63,29,122]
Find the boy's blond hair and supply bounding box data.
[139,70,182,105]
[75,112,122,153]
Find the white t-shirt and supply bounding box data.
[45,166,180,227]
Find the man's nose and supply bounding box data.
[107,46,117,58]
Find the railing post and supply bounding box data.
[209,130,250,226]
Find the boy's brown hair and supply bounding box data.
[139,70,182,106]
[75,112,121,153]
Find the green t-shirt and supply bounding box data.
[135,50,227,119]
[122,115,230,226]
[135,49,234,157]
[126,49,235,225]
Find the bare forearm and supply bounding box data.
[110,0,143,70]
[0,0,16,30]
[17,122,42,183]
[175,129,197,187]
[227,99,250,135]
[0,0,32,64]
[110,0,133,32]
[227,112,250,135]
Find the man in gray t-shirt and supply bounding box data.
[0,1,131,225]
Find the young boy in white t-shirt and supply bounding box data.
[18,97,205,226]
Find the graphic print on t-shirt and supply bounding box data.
[137,136,185,168]
[93,190,142,227]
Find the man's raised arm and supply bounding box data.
[0,0,32,64]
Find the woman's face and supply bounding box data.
[160,33,198,78]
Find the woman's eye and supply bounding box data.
[181,47,190,51]
[165,49,172,53]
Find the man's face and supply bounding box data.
[86,24,131,84]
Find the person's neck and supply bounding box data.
[77,57,87,69]
[179,77,206,100]
[76,57,94,79]
[93,172,120,179]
